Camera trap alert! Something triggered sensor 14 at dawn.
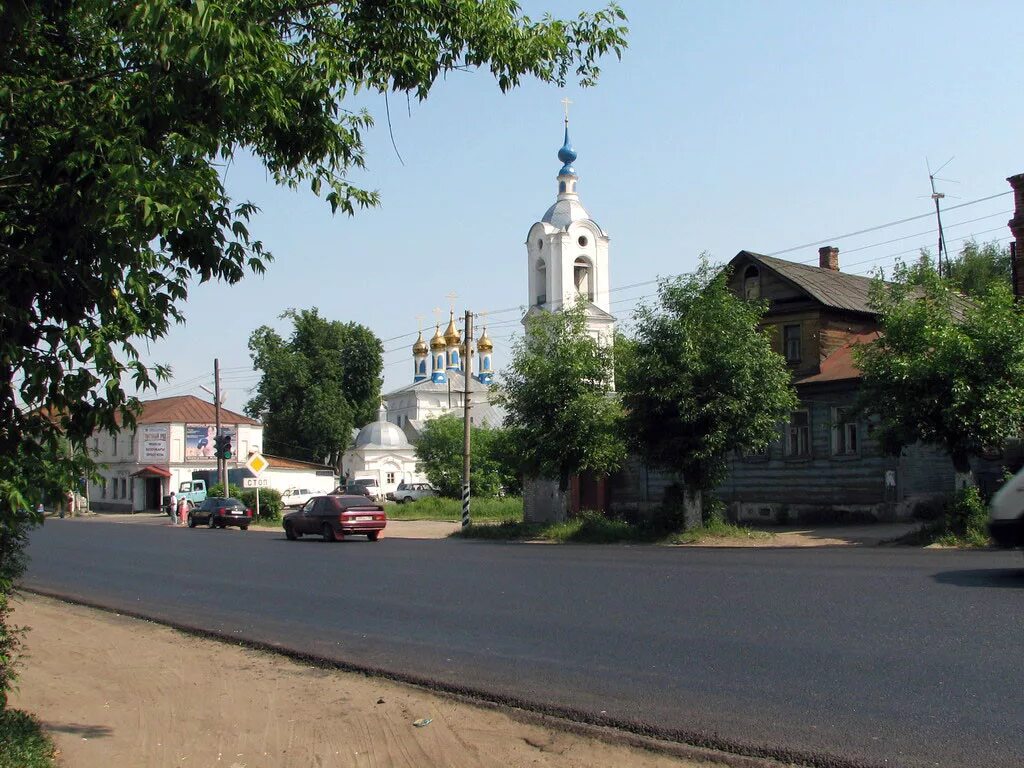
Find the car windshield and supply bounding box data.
[209,497,244,508]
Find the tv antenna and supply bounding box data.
[926,156,959,276]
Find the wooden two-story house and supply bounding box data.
[716,246,962,522]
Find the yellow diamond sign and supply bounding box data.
[245,452,269,476]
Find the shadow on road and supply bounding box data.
[932,568,1024,588]
[42,721,113,738]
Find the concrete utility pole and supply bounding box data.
[462,310,473,530]
[214,358,223,492]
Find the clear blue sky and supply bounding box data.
[146,1,1024,411]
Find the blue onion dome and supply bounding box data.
[558,126,577,176]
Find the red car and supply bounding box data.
[282,494,386,542]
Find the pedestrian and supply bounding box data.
[168,490,177,524]
[36,502,45,518]
[62,489,74,519]
[177,495,188,527]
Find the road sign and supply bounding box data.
[245,452,268,475]
[243,477,270,489]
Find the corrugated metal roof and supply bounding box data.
[135,395,261,426]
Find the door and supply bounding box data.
[145,478,162,510]
[298,498,318,534]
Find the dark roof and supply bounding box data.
[134,395,261,426]
[732,251,879,315]
[261,453,335,472]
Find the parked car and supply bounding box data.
[188,497,252,530]
[989,467,1024,549]
[282,495,387,542]
[345,478,381,499]
[281,487,316,508]
[391,482,438,504]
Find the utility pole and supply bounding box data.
[928,157,955,277]
[462,310,473,530]
[214,358,223,492]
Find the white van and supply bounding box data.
[281,488,316,509]
[988,469,1024,548]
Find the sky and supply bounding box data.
[143,1,1024,414]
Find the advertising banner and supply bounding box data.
[140,425,169,462]
[185,424,237,462]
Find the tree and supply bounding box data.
[246,309,381,469]
[414,415,514,499]
[618,258,797,529]
[946,239,1011,298]
[855,261,1024,477]
[0,0,626,702]
[495,300,626,497]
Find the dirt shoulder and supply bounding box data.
[10,594,737,768]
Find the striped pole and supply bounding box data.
[462,483,471,529]
[462,309,473,530]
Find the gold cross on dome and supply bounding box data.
[432,307,442,324]
[415,314,424,332]
[561,96,573,124]
[445,290,458,312]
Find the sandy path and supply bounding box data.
[10,594,736,768]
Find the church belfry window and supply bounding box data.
[743,265,760,300]
[574,256,594,300]
[536,258,547,306]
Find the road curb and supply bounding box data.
[23,587,884,768]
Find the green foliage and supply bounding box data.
[414,415,517,498]
[946,240,1011,298]
[386,495,522,522]
[0,519,30,710]
[856,260,1024,472]
[671,518,773,545]
[207,482,243,499]
[246,309,382,468]
[620,257,797,492]
[495,300,626,487]
[456,512,647,543]
[905,487,991,547]
[0,709,57,768]
[240,487,282,521]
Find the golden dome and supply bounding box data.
[412,330,428,355]
[477,328,493,353]
[429,324,446,351]
[444,310,461,346]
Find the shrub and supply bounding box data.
[0,518,29,710]
[240,488,282,521]
[0,708,57,768]
[207,482,243,499]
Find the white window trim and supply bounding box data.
[786,409,811,458]
[831,407,859,457]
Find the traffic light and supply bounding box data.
[214,434,233,460]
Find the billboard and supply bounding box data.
[185,424,237,462]
[140,425,169,462]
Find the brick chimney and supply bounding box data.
[818,245,839,271]
[1008,173,1024,298]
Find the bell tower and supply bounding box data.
[524,101,614,346]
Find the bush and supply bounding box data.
[388,496,522,522]
[905,486,991,547]
[240,488,282,521]
[0,709,57,768]
[207,482,243,499]
[0,517,30,710]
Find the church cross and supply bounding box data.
[445,290,458,312]
[561,96,573,124]
[415,313,424,332]
[432,307,442,325]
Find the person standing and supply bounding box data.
[167,490,177,524]
[62,489,74,519]
[177,495,188,527]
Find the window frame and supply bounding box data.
[783,324,802,363]
[785,409,811,458]
[831,407,859,457]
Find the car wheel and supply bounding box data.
[321,523,338,543]
[240,525,249,531]
[207,514,216,529]
[284,523,297,541]
[367,531,381,542]
[187,514,196,528]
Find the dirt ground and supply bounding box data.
[10,594,735,768]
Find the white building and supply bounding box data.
[341,407,425,495]
[86,395,336,511]
[524,119,615,347]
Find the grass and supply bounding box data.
[896,487,991,548]
[671,517,774,544]
[456,510,773,545]
[0,709,57,768]
[385,496,523,522]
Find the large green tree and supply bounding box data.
[618,259,797,528]
[246,309,381,468]
[0,0,627,702]
[899,240,1011,298]
[0,0,627,512]
[414,414,514,499]
[855,261,1024,476]
[495,300,626,499]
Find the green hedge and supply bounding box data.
[386,496,522,522]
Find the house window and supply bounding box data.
[112,434,118,456]
[386,472,395,485]
[129,432,135,457]
[786,410,811,457]
[101,478,107,499]
[121,478,127,498]
[832,408,858,456]
[743,265,760,300]
[743,441,771,460]
[783,324,801,362]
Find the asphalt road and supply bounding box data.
[23,518,1024,768]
